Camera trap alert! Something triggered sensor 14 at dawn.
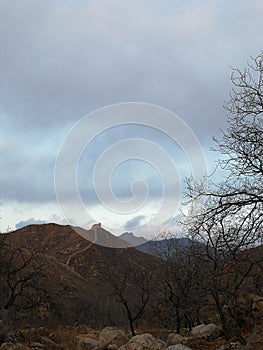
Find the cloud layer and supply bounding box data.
[1,0,263,233]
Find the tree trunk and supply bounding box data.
[196,308,201,325]
[4,293,15,309]
[235,330,247,345]
[129,319,136,337]
[218,308,230,339]
[185,313,192,332]
[175,306,181,334]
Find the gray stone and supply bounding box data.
[98,327,128,348]
[118,333,166,350]
[191,323,222,341]
[167,333,185,346]
[40,336,61,349]
[164,345,192,350]
[77,337,99,350]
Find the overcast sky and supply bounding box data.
[0,0,262,237]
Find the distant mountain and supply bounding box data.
[119,231,148,246]
[74,223,132,248]
[136,237,191,256]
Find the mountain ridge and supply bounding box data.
[119,231,148,246]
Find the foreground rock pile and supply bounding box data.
[0,323,262,350]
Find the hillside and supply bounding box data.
[0,222,262,349]
[0,223,162,327]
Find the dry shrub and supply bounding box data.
[50,327,79,350]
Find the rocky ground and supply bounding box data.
[1,323,262,350]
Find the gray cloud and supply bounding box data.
[0,0,261,135]
[123,215,146,230]
[1,0,263,230]
[15,214,68,230]
[15,217,47,229]
[0,141,56,203]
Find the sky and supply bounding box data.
[0,0,263,238]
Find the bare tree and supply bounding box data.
[0,239,46,311]
[105,254,154,336]
[188,212,262,343]
[185,52,263,345]
[154,234,207,333]
[187,52,263,243]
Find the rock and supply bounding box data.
[118,333,166,350]
[98,327,128,348]
[108,345,119,350]
[191,323,222,341]
[164,346,192,350]
[78,337,99,350]
[217,342,239,350]
[40,336,61,349]
[167,334,185,346]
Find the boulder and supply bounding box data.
[191,323,222,341]
[108,345,119,350]
[164,345,192,350]
[98,327,128,349]
[118,333,165,350]
[40,336,61,349]
[167,333,184,346]
[78,337,99,350]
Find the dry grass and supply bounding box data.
[184,336,231,350]
[50,325,99,350]
[51,328,79,350]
